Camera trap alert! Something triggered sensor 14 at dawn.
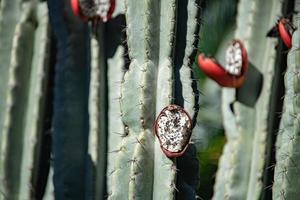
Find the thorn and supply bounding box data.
[108,147,124,154]
[170,182,179,192]
[112,132,127,137]
[133,137,146,151]
[108,169,117,176]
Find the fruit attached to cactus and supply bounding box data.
[154,105,193,158]
[267,17,296,49]
[71,0,115,22]
[198,40,248,88]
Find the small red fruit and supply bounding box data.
[70,0,116,22]
[154,105,193,158]
[278,18,294,49]
[267,18,295,49]
[71,0,88,21]
[198,40,248,88]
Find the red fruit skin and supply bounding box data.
[70,0,115,22]
[153,105,193,158]
[106,0,116,21]
[70,0,88,21]
[197,40,248,88]
[278,19,292,49]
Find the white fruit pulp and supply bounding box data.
[225,42,243,76]
[157,109,191,152]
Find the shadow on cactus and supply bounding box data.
[235,63,263,108]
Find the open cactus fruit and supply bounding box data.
[5,0,300,199]
[278,18,294,48]
[198,40,248,88]
[267,18,295,49]
[70,0,115,22]
[154,105,193,158]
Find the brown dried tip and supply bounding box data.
[154,105,192,158]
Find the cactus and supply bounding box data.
[47,0,90,198]
[108,0,200,199]
[4,0,300,199]
[0,1,51,199]
[273,1,300,198]
[47,0,201,199]
[212,0,286,199]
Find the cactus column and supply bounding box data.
[48,0,90,199]
[109,0,200,199]
[213,0,283,199]
[273,1,300,199]
[0,1,51,199]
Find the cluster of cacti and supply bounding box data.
[1,0,201,199]
[2,0,300,199]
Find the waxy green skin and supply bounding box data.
[213,0,285,199]
[48,0,200,199]
[0,0,199,198]
[9,0,300,199]
[273,2,300,198]
[0,1,51,200]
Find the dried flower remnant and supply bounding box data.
[154,105,192,158]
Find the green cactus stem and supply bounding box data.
[109,0,200,199]
[273,1,300,198]
[0,1,51,199]
[213,0,283,199]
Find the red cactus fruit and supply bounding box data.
[70,0,88,21]
[154,105,193,158]
[278,18,293,49]
[267,18,295,49]
[102,0,116,22]
[70,0,115,22]
[198,40,248,88]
